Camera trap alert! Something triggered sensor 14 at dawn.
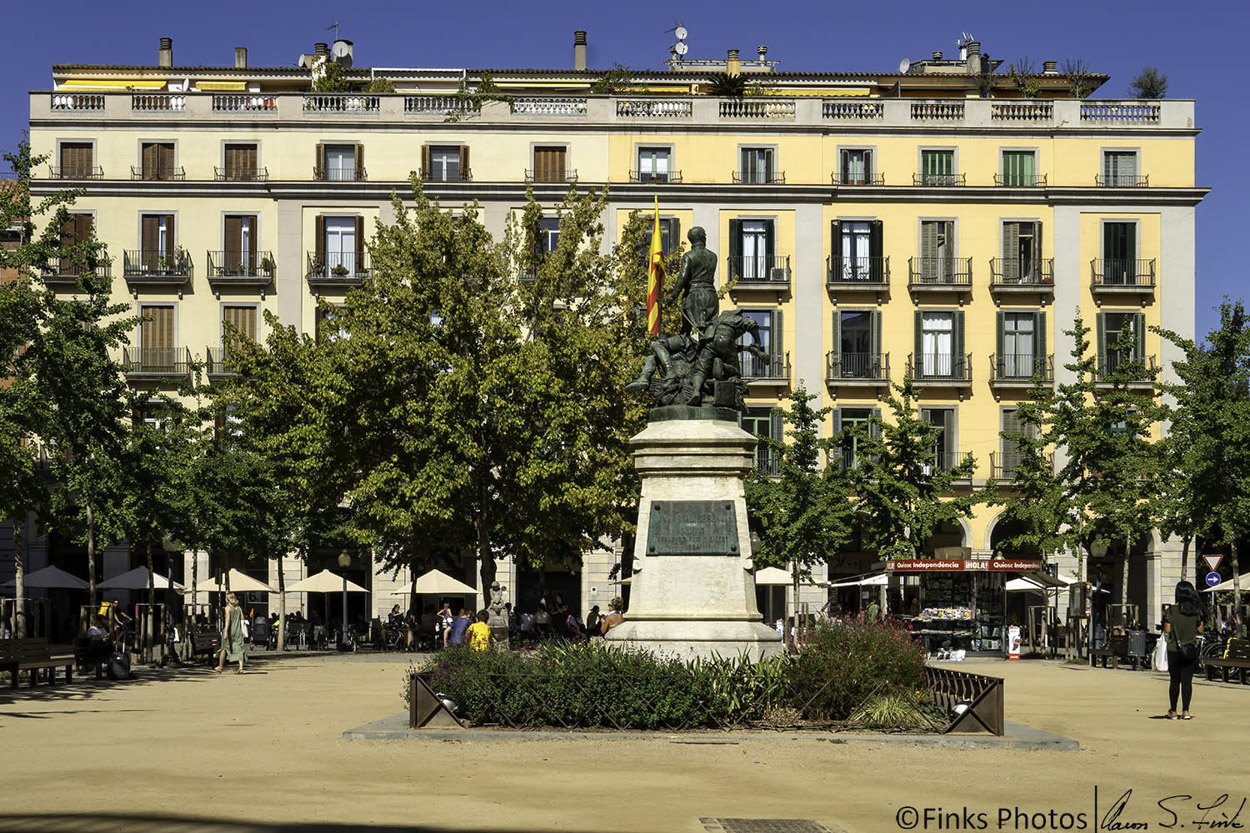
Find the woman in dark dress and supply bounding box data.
[1163,580,1204,720]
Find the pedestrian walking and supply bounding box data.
[1164,580,1204,720]
[215,592,247,674]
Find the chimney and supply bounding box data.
[933,51,943,61]
[967,41,981,58]
[757,45,768,62]
[573,30,587,71]
[235,47,247,69]
[966,41,981,74]
[314,42,329,58]
[158,37,173,68]
[1043,60,1058,74]
[727,48,741,77]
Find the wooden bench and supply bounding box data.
[925,666,1004,735]
[1091,633,1130,669]
[74,637,113,680]
[188,629,221,660]
[1205,639,1250,684]
[0,638,75,688]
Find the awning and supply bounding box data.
[60,78,166,90]
[191,569,276,594]
[0,565,90,591]
[754,567,795,586]
[824,574,888,589]
[98,567,183,591]
[1006,573,1075,593]
[410,569,477,596]
[287,569,367,594]
[196,81,247,91]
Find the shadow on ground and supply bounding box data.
[0,815,597,833]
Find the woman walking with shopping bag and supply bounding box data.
[1163,581,1204,719]
[215,592,247,674]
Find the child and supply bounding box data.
[467,610,492,652]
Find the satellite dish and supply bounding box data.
[898,58,911,73]
[332,41,350,58]
[674,42,689,56]
[675,25,688,40]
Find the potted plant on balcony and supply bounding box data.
[332,263,350,277]
[175,246,191,274]
[260,254,276,277]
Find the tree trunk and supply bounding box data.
[1232,538,1242,636]
[1121,533,1131,627]
[86,504,97,609]
[1180,535,1191,584]
[790,561,800,649]
[12,517,26,639]
[146,541,156,663]
[276,556,286,651]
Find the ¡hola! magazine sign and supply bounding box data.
[884,559,1043,573]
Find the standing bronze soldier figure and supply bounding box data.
[664,226,719,335]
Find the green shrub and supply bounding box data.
[849,690,944,731]
[785,619,927,720]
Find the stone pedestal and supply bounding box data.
[605,406,783,661]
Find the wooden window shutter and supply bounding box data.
[864,149,874,181]
[943,410,955,459]
[246,215,258,263]
[1032,222,1043,263]
[1096,313,1107,366]
[763,220,775,262]
[244,144,257,176]
[871,310,883,360]
[996,311,1006,361]
[421,145,431,178]
[831,221,842,259]
[914,310,924,373]
[831,312,842,357]
[839,149,849,182]
[164,215,176,258]
[921,221,938,262]
[831,408,843,459]
[159,143,174,178]
[142,143,158,179]
[458,146,469,180]
[668,218,680,255]
[316,144,326,179]
[355,144,364,179]
[1034,311,1047,362]
[869,407,882,439]
[769,410,784,446]
[728,220,742,275]
[869,220,884,280]
[142,215,159,255]
[76,213,93,244]
[355,216,365,267]
[315,216,326,268]
[224,216,243,272]
[954,311,966,370]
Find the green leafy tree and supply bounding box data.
[1008,58,1040,98]
[1129,67,1169,99]
[745,385,854,624]
[848,374,982,560]
[311,59,351,93]
[364,76,396,93]
[590,64,633,94]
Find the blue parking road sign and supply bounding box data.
[1206,571,1222,588]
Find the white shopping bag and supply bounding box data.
[1152,637,1168,672]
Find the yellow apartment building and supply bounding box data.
[18,33,1206,637]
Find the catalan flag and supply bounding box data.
[646,197,665,335]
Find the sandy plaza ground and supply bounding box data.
[1,652,1246,833]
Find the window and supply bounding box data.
[532,147,568,183]
[637,147,672,182]
[738,147,776,184]
[58,142,96,179]
[1001,221,1042,283]
[222,215,258,275]
[831,309,882,378]
[921,408,956,472]
[1102,151,1140,187]
[315,304,347,342]
[538,218,561,253]
[833,407,879,470]
[1102,222,1138,285]
[56,214,94,275]
[1000,409,1037,479]
[139,304,175,370]
[918,220,955,282]
[728,219,775,280]
[914,310,965,379]
[1000,151,1038,186]
[996,311,1046,379]
[832,220,884,282]
[649,217,681,257]
[139,214,176,272]
[839,149,874,185]
[740,309,782,377]
[742,408,782,474]
[919,150,956,186]
[1097,311,1145,377]
[139,142,176,180]
[314,216,365,276]
[223,144,259,181]
[423,145,468,182]
[222,306,257,359]
[317,144,362,181]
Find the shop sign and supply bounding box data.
[884,559,1043,573]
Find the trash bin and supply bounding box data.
[251,616,270,646]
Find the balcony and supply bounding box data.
[911,101,964,121]
[832,172,885,186]
[1094,355,1158,387]
[214,166,269,182]
[822,101,883,120]
[908,258,972,300]
[419,167,473,183]
[314,166,367,182]
[212,94,277,113]
[1096,174,1150,187]
[50,93,104,111]
[616,98,692,119]
[993,173,1048,187]
[732,171,786,185]
[404,95,479,117]
[525,169,578,184]
[909,353,973,394]
[989,353,1054,396]
[926,450,976,480]
[628,170,683,184]
[990,451,1054,482]
[989,258,1054,305]
[912,172,966,187]
[204,347,236,379]
[131,165,185,181]
[302,94,380,114]
[132,94,184,112]
[726,255,791,300]
[513,97,587,117]
[206,250,275,296]
[40,258,111,288]
[49,166,103,180]
[121,347,192,381]
[306,251,372,292]
[825,352,890,397]
[123,250,192,293]
[1090,259,1156,306]
[718,100,795,120]
[826,257,890,302]
[743,351,791,389]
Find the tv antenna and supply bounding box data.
[328,21,342,40]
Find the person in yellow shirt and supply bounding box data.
[467,610,492,652]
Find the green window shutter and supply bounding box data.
[954,310,966,372]
[943,410,955,459]
[669,218,681,255]
[1034,311,1047,364]
[771,309,784,360]
[831,408,842,439]
[315,216,326,267]
[770,410,784,446]
[839,149,849,182]
[763,219,775,262]
[831,311,842,358]
[869,220,884,280]
[870,407,882,440]
[870,310,882,360]
[914,310,924,375]
[921,221,938,262]
[865,150,874,181]
[355,216,366,266]
[1096,313,1107,368]
[1033,221,1043,269]
[1002,222,1020,281]
[1133,312,1146,361]
[832,221,842,257]
[728,219,742,274]
[996,310,1005,364]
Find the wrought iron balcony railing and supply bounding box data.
[925,450,975,476]
[989,258,1054,286]
[832,172,885,186]
[207,251,275,280]
[41,258,111,281]
[629,170,683,183]
[726,255,791,285]
[525,169,578,184]
[989,353,1054,384]
[913,172,966,186]
[50,166,104,180]
[732,170,786,184]
[1094,354,1158,383]
[826,256,889,285]
[123,250,191,278]
[1096,173,1150,187]
[909,353,973,384]
[419,167,473,183]
[742,351,791,381]
[305,251,372,282]
[825,352,889,382]
[131,165,185,181]
[214,166,269,182]
[908,257,973,286]
[990,451,1055,481]
[993,172,1048,187]
[121,346,192,377]
[1091,259,1157,288]
[314,166,368,182]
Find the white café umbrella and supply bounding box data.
[754,567,796,586]
[191,568,276,595]
[1005,573,1076,594]
[288,569,368,594]
[0,565,90,591]
[410,569,478,596]
[824,574,889,589]
[98,566,184,591]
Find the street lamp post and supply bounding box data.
[337,551,351,650]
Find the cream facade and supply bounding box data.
[20,37,1206,629]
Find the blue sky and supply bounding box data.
[3,0,1244,338]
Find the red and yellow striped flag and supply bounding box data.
[646,197,665,335]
